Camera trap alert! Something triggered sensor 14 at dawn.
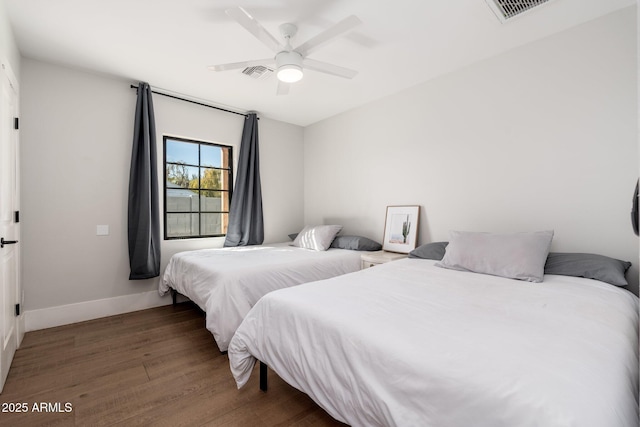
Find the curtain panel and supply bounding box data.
[224,113,264,247]
[127,82,161,279]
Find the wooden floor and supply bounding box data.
[0,303,345,426]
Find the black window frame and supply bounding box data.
[163,136,233,240]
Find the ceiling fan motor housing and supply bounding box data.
[276,50,303,82]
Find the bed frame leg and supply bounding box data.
[171,288,177,306]
[260,361,268,392]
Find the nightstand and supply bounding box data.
[361,250,408,269]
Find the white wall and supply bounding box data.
[304,7,639,294]
[0,0,20,77]
[20,58,304,322]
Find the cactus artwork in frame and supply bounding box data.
[382,205,420,253]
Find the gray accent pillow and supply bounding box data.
[544,252,631,287]
[330,235,382,251]
[409,242,448,260]
[292,225,342,251]
[288,233,298,241]
[435,230,554,282]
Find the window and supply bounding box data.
[164,136,233,239]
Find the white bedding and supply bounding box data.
[229,258,639,427]
[159,243,361,351]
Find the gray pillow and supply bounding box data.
[435,230,554,282]
[292,225,342,251]
[409,242,448,260]
[330,235,382,251]
[544,252,631,287]
[288,233,298,241]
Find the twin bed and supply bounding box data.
[159,225,379,351]
[159,243,362,351]
[227,233,640,427]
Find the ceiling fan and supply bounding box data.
[209,7,362,95]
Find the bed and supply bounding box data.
[159,241,364,352]
[228,235,639,426]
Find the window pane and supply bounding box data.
[166,213,199,238]
[201,145,222,168]
[166,165,199,189]
[200,168,224,190]
[202,213,228,235]
[200,190,230,212]
[166,139,199,165]
[166,189,199,212]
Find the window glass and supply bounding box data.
[200,168,225,190]
[166,165,199,189]
[201,145,222,168]
[164,137,232,239]
[166,139,198,165]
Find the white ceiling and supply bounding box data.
[4,0,635,126]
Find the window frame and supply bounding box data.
[163,135,233,240]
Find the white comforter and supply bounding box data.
[229,258,639,427]
[159,243,361,351]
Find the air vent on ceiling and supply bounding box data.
[241,65,274,80]
[486,0,553,22]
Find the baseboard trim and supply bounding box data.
[24,290,172,332]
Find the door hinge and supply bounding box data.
[14,117,19,130]
[14,211,19,223]
[15,303,20,316]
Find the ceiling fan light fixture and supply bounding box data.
[277,64,303,83]
[276,50,304,83]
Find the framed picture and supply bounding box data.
[382,205,420,253]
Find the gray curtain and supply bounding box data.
[224,113,264,246]
[128,82,161,279]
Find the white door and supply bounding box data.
[0,61,21,393]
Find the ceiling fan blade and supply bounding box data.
[226,7,282,53]
[208,58,274,72]
[276,81,290,96]
[295,15,362,57]
[303,58,358,79]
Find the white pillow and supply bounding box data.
[292,225,342,251]
[435,230,554,282]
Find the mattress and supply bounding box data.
[229,258,639,426]
[159,242,362,351]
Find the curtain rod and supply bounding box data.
[130,84,251,118]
